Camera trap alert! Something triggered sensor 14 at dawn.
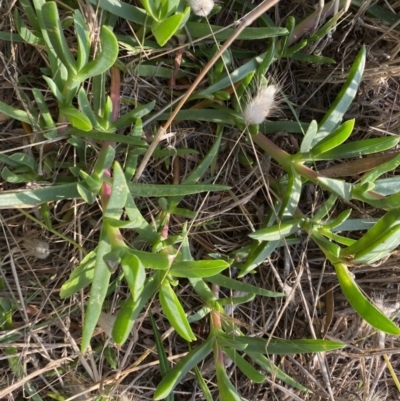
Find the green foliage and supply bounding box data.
[159,279,197,342]
[248,45,400,339]
[154,336,214,400]
[2,1,399,400]
[314,46,366,145]
[334,263,400,335]
[150,312,174,401]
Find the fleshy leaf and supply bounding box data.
[334,263,400,335]
[154,336,214,400]
[159,280,196,342]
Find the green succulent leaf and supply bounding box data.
[170,260,230,278]
[186,23,288,41]
[310,119,355,157]
[42,76,65,105]
[249,219,303,241]
[76,26,118,81]
[217,332,345,354]
[257,39,276,76]
[189,278,217,304]
[323,209,352,230]
[313,136,399,160]
[161,0,181,18]
[81,163,131,351]
[194,365,213,401]
[74,10,90,71]
[283,39,308,58]
[111,101,156,129]
[1,168,37,184]
[0,183,81,208]
[334,263,400,335]
[81,228,112,352]
[77,88,101,129]
[300,120,318,153]
[373,176,400,196]
[149,312,174,401]
[346,224,400,265]
[360,153,400,187]
[316,177,352,200]
[313,194,338,221]
[8,153,37,170]
[42,2,77,74]
[351,0,400,28]
[358,190,400,210]
[77,183,96,204]
[123,249,170,270]
[223,348,265,383]
[216,362,243,401]
[79,170,102,193]
[311,229,341,262]
[86,0,149,25]
[340,208,400,257]
[238,240,280,277]
[0,154,27,169]
[141,0,159,20]
[106,161,130,218]
[32,88,56,138]
[93,146,116,177]
[19,0,42,33]
[0,101,30,123]
[112,273,160,345]
[60,106,93,131]
[60,251,96,298]
[129,183,230,197]
[159,280,196,342]
[279,170,303,218]
[154,335,214,400]
[197,55,265,98]
[65,128,147,146]
[152,13,186,47]
[313,46,366,146]
[218,293,255,307]
[279,15,295,56]
[121,253,146,302]
[248,352,310,392]
[14,8,44,45]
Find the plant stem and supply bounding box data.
[253,131,389,205]
[210,284,225,366]
[251,132,293,171]
[100,66,120,208]
[110,66,121,124]
[210,284,222,333]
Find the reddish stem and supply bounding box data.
[110,66,121,124]
[210,283,224,366]
[252,131,385,202]
[100,66,120,209]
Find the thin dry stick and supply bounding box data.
[0,357,72,399]
[133,0,281,182]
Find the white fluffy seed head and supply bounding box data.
[22,238,50,259]
[187,0,214,16]
[243,84,277,126]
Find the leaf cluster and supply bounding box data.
[1,1,399,400]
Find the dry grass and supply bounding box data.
[1,0,400,400]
